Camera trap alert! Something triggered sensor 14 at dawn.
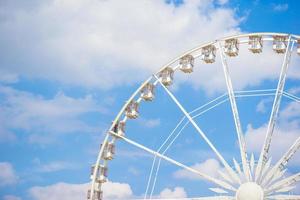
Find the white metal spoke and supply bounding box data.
[109,131,236,192]
[266,172,300,195]
[268,195,300,200]
[262,136,300,186]
[154,75,241,185]
[144,156,158,199]
[218,42,251,181]
[256,35,295,182]
[283,91,300,102]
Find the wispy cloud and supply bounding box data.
[0,85,105,144]
[272,3,289,12]
[0,162,18,187]
[3,195,22,200]
[32,158,78,173]
[138,118,161,128]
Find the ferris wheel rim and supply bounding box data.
[89,32,300,200]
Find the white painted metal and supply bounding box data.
[209,187,228,194]
[255,35,295,183]
[235,182,264,200]
[269,195,300,200]
[218,41,251,182]
[266,172,300,194]
[262,136,300,186]
[90,33,300,199]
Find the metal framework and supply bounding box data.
[88,33,300,200]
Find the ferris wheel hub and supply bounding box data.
[236,182,264,200]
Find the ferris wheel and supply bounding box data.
[87,33,300,200]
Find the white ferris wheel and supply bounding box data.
[87,33,300,200]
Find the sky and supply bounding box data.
[0,0,300,199]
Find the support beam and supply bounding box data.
[262,136,300,186]
[218,42,251,181]
[154,75,241,185]
[266,172,300,195]
[268,195,300,200]
[255,35,295,182]
[110,131,236,192]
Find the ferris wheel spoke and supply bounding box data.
[261,136,300,186]
[154,75,241,185]
[268,195,300,200]
[217,42,251,181]
[265,172,300,195]
[109,131,236,192]
[256,35,295,182]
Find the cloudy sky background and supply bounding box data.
[1,0,300,199]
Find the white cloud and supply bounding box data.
[272,3,289,12]
[0,162,18,187]
[0,0,241,90]
[102,181,133,199]
[29,181,132,200]
[138,118,161,128]
[217,0,228,5]
[173,158,222,180]
[0,85,104,144]
[3,195,22,200]
[159,187,187,198]
[256,98,272,113]
[33,159,77,173]
[1,0,298,95]
[29,182,89,200]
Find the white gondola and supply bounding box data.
[90,165,96,179]
[248,35,263,53]
[179,54,194,73]
[125,101,139,119]
[87,189,103,200]
[201,45,216,63]
[112,121,125,138]
[97,165,108,183]
[273,36,287,53]
[141,83,155,101]
[103,142,115,160]
[159,67,174,86]
[224,38,239,57]
[297,40,300,55]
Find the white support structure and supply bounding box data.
[218,42,251,182]
[109,131,236,192]
[266,172,300,195]
[268,195,300,200]
[154,75,241,185]
[89,33,300,200]
[255,35,295,182]
[261,136,300,186]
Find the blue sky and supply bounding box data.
[1,0,300,199]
